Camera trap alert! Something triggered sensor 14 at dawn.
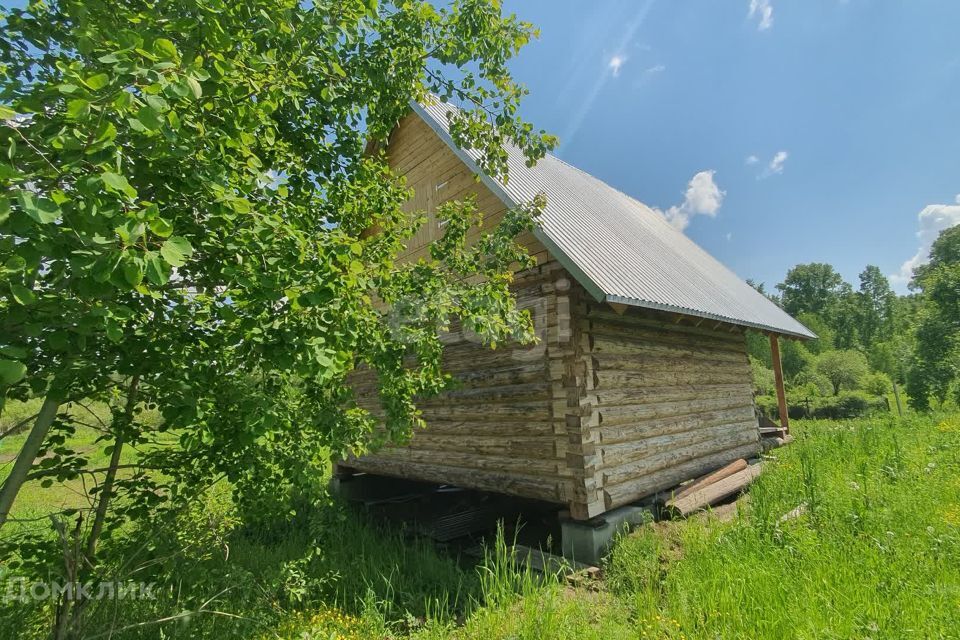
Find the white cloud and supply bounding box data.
[749,0,774,30]
[767,150,788,175]
[654,170,726,231]
[608,55,626,77]
[752,150,788,178]
[644,64,665,75]
[726,232,733,241]
[892,199,960,285]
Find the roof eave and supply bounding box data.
[603,294,817,340]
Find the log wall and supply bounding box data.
[347,262,579,505]
[575,297,760,514]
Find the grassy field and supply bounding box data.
[1,410,959,639]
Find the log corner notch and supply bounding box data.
[768,332,790,434]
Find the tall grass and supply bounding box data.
[3,412,959,639]
[606,414,960,639]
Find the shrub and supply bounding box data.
[811,391,887,419]
[862,371,894,397]
[815,350,870,395]
[758,391,889,420]
[750,356,776,396]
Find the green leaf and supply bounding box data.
[144,94,169,113]
[0,345,27,359]
[123,259,144,287]
[10,283,35,305]
[186,76,202,99]
[148,217,173,237]
[105,319,123,343]
[144,251,170,285]
[85,73,110,90]
[137,105,163,131]
[153,38,179,60]
[115,220,146,243]
[0,105,16,120]
[66,98,90,120]
[0,359,27,386]
[101,172,138,199]
[17,191,60,224]
[160,236,193,267]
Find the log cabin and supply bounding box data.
[343,97,814,522]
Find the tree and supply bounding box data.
[831,284,862,350]
[795,312,834,355]
[776,263,844,317]
[857,265,895,346]
[0,1,555,634]
[906,228,960,409]
[911,225,960,288]
[815,350,869,395]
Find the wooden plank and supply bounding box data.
[665,463,763,518]
[769,334,790,434]
[669,458,748,502]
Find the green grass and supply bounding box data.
[2,412,959,639]
[0,400,158,537]
[604,414,960,639]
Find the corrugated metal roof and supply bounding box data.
[412,99,815,339]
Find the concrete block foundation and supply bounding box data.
[560,504,654,565]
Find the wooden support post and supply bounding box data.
[769,333,789,434]
[892,381,904,418]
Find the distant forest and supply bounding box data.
[747,224,960,418]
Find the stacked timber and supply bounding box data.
[664,461,763,518]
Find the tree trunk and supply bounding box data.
[0,393,62,531]
[65,375,140,639]
[84,375,139,562]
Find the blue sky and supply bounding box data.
[502,0,960,293]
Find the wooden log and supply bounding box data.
[585,309,747,344]
[361,447,562,476]
[670,458,748,502]
[594,383,753,409]
[593,368,748,389]
[591,354,748,377]
[587,326,745,354]
[602,426,758,486]
[598,421,758,468]
[598,395,755,427]
[347,456,568,503]
[598,406,758,444]
[665,463,763,518]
